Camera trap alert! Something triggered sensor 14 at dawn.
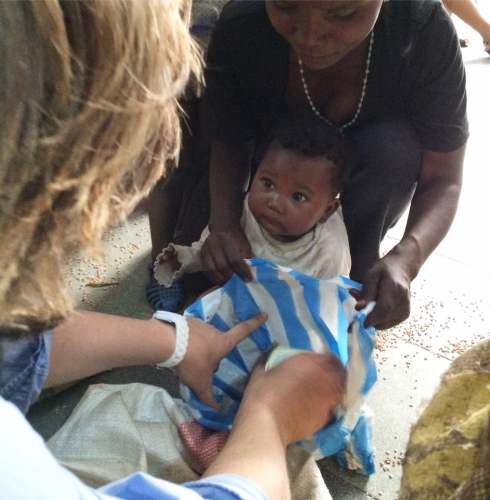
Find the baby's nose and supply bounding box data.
[268,195,284,214]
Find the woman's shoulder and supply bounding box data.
[209,0,287,71]
[219,0,267,25]
[374,0,455,66]
[211,0,281,53]
[381,0,447,30]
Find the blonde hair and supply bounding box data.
[0,0,201,332]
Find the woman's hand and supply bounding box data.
[200,225,253,285]
[352,147,467,331]
[205,138,255,285]
[350,253,411,330]
[174,313,267,408]
[241,352,346,445]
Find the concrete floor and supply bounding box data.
[27,15,490,500]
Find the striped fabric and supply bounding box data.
[181,258,377,475]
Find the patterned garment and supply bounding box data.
[180,258,378,475]
[179,421,229,472]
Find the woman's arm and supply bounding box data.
[203,352,344,500]
[356,144,466,329]
[200,139,255,285]
[45,310,266,408]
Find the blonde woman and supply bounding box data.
[0,2,339,499]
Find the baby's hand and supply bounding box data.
[159,246,177,263]
[156,246,181,273]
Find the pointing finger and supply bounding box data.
[220,313,268,356]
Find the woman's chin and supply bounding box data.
[298,52,344,71]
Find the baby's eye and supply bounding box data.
[293,192,307,202]
[262,178,273,189]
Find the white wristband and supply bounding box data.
[152,311,189,368]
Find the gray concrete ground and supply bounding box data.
[27,14,490,500]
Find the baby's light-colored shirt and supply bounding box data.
[155,195,351,287]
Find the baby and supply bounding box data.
[155,116,353,289]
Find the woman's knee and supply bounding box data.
[349,117,422,186]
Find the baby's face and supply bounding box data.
[248,144,339,242]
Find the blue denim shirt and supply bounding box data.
[0,330,53,413]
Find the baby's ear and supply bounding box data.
[319,198,340,223]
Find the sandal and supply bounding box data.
[146,263,185,312]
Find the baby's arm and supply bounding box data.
[154,243,203,287]
[154,225,212,287]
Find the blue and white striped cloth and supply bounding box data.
[181,258,377,475]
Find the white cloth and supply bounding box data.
[0,396,269,500]
[155,196,351,287]
[44,385,332,500]
[47,384,199,488]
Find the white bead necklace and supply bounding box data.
[298,30,374,131]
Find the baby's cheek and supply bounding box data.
[247,193,262,218]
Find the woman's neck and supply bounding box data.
[286,37,370,127]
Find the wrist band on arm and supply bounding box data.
[152,311,189,368]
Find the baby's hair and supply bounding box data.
[0,0,201,332]
[255,116,353,195]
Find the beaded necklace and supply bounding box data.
[297,30,374,131]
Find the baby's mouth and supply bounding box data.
[261,214,280,228]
